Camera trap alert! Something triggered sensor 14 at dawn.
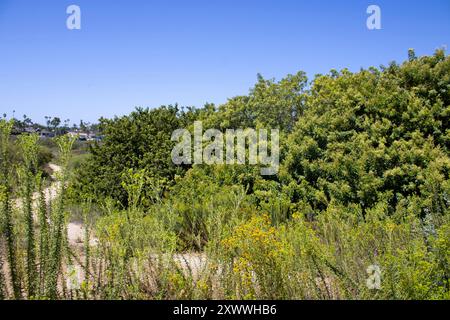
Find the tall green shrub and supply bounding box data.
[18,134,40,297]
[46,135,75,299]
[0,119,21,299]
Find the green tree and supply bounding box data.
[281,49,450,215]
[73,106,193,207]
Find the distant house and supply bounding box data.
[68,131,89,141]
[88,134,103,142]
[40,130,55,138]
[24,126,38,133]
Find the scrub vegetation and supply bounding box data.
[1,50,449,299]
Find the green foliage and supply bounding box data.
[2,50,450,300]
[46,135,75,299]
[203,72,307,132]
[18,134,40,297]
[159,168,251,250]
[91,180,178,299]
[72,106,192,207]
[0,121,75,299]
[0,251,4,300]
[0,120,22,299]
[36,174,49,296]
[281,49,450,215]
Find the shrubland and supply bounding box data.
[1,50,449,299]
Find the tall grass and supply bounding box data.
[36,173,49,295]
[0,249,4,300]
[0,120,76,299]
[18,134,40,297]
[46,135,75,299]
[0,120,21,299]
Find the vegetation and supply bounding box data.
[72,106,193,207]
[1,50,449,300]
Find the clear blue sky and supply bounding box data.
[0,0,449,124]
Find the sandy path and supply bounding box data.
[13,163,94,247]
[49,164,98,247]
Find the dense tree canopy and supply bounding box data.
[73,50,449,221]
[281,50,450,216]
[73,106,193,206]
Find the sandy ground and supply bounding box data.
[13,163,92,247]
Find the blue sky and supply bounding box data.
[0,0,449,124]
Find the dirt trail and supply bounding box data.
[49,164,98,247]
[14,163,95,247]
